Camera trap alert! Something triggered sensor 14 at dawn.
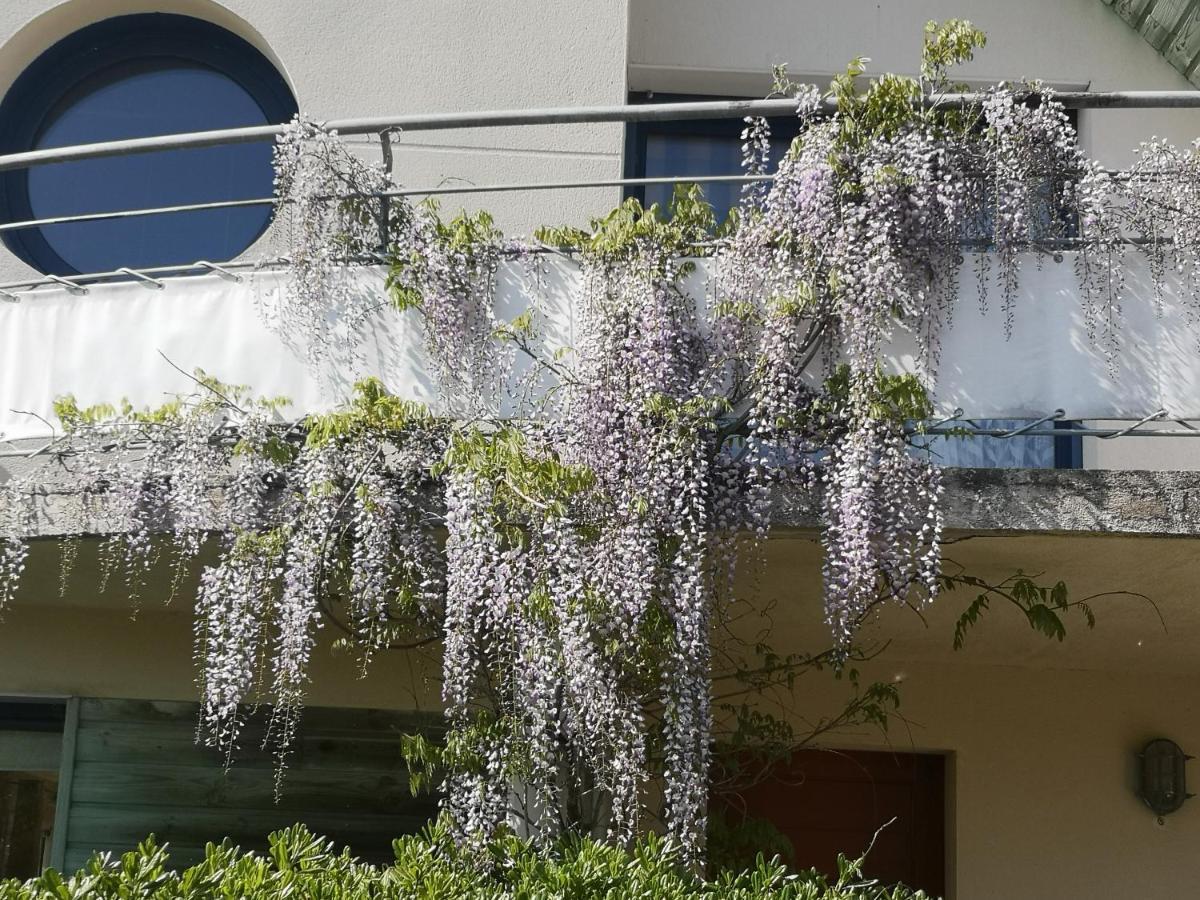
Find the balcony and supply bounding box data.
[3,92,1200,543]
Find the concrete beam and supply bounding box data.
[774,468,1200,536]
[942,468,1200,536]
[6,449,1200,539]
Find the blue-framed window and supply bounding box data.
[624,92,806,222]
[623,93,1083,469]
[0,14,297,276]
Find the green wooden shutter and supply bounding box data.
[60,698,441,871]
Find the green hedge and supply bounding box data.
[0,825,934,899]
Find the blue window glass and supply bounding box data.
[643,133,794,222]
[0,15,297,276]
[644,132,738,218]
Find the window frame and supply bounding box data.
[624,91,807,214]
[0,13,297,276]
[0,697,74,877]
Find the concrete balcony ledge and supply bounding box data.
[773,467,1200,537]
[940,467,1200,536]
[6,456,1200,540]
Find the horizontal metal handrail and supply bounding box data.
[2,91,1200,174]
[0,197,274,233]
[0,99,802,173]
[916,425,1200,438]
[0,175,771,234]
[909,408,1187,438]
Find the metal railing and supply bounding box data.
[910,409,1200,441]
[0,174,771,238]
[0,90,1198,297]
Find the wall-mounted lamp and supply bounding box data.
[1138,738,1194,821]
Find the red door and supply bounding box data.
[718,749,945,896]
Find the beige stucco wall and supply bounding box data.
[773,659,1200,900]
[5,607,1197,899]
[0,537,444,710]
[0,603,443,711]
[4,604,1197,900]
[727,532,1200,899]
[629,0,1200,167]
[3,531,1200,898]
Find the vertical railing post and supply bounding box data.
[377,128,395,253]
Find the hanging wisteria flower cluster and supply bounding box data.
[268,117,399,367]
[3,20,1194,860]
[0,379,288,608]
[192,382,448,770]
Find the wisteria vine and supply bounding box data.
[0,21,1193,859]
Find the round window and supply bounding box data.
[0,14,297,276]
